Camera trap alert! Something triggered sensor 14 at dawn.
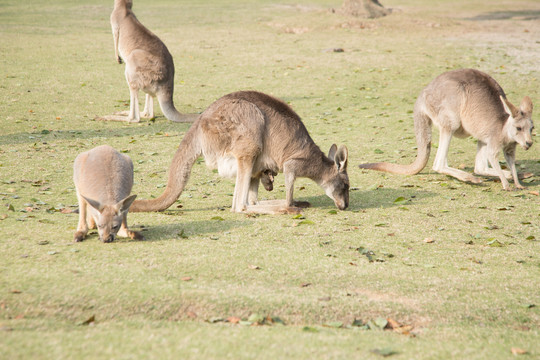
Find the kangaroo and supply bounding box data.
[260,169,277,192]
[102,0,196,123]
[359,69,534,190]
[73,145,143,242]
[130,91,350,214]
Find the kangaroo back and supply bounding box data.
[73,145,139,242]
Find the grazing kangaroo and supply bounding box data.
[73,145,143,243]
[359,69,534,190]
[130,91,350,214]
[103,0,196,123]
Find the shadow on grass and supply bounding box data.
[110,218,253,243]
[465,10,540,21]
[0,120,191,146]
[295,187,436,212]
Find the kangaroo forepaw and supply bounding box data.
[129,230,144,241]
[74,232,86,242]
[292,200,311,208]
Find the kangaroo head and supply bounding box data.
[83,194,137,243]
[323,144,350,210]
[501,96,534,150]
[260,169,276,191]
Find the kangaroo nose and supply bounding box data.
[525,141,533,149]
[103,235,115,243]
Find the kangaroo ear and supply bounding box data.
[500,96,518,118]
[116,194,137,214]
[520,96,533,114]
[335,145,348,172]
[328,144,338,161]
[82,195,104,213]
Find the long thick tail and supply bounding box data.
[359,107,432,175]
[157,91,199,123]
[130,123,202,212]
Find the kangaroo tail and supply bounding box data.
[157,91,199,123]
[130,123,202,212]
[359,105,432,175]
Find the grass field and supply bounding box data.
[1,0,539,359]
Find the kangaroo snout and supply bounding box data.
[335,199,349,211]
[524,141,533,150]
[102,235,115,243]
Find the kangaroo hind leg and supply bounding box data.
[433,128,482,184]
[231,156,255,213]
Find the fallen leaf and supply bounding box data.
[297,220,314,225]
[187,311,197,319]
[181,276,192,281]
[10,289,22,294]
[511,347,528,355]
[370,348,398,357]
[526,235,536,241]
[302,326,319,333]
[529,191,539,196]
[423,237,435,243]
[78,315,95,326]
[324,321,343,328]
[247,313,265,325]
[487,239,504,247]
[393,196,407,205]
[226,316,241,324]
[208,317,224,323]
[0,214,7,220]
[386,318,401,330]
[248,264,261,270]
[210,216,224,221]
[60,208,73,214]
[300,282,312,287]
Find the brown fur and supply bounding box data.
[359,69,534,190]
[130,91,350,214]
[73,145,143,242]
[101,0,196,123]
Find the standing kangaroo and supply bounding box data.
[103,0,196,123]
[359,69,534,190]
[73,145,143,242]
[130,91,350,214]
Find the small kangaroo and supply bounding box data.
[359,69,534,190]
[103,0,196,123]
[260,169,277,192]
[130,91,350,214]
[73,145,143,242]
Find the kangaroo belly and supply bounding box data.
[217,155,238,179]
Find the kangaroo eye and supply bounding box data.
[516,127,522,131]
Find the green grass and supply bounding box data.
[1,0,539,359]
